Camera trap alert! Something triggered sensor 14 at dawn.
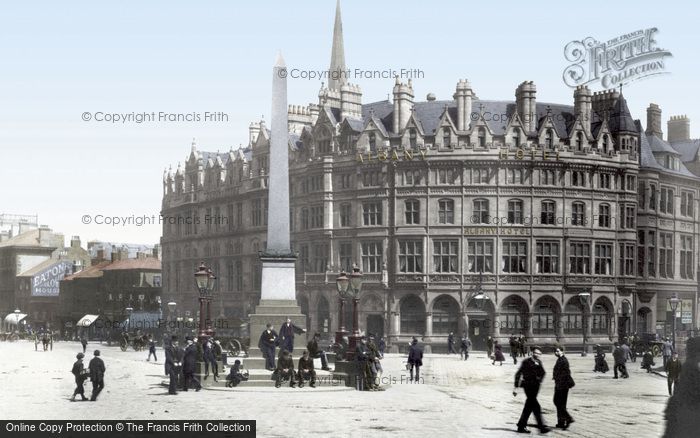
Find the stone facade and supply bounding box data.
[160,3,699,352]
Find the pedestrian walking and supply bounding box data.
[492,341,505,366]
[662,338,673,369]
[666,352,681,396]
[70,353,89,401]
[663,337,700,438]
[460,335,472,360]
[612,343,629,379]
[552,347,575,429]
[164,336,181,395]
[88,350,105,401]
[278,318,306,353]
[518,334,527,357]
[621,342,633,363]
[509,336,519,365]
[258,324,278,371]
[447,332,456,354]
[378,336,386,357]
[182,337,201,391]
[513,347,550,434]
[147,335,157,362]
[80,337,87,353]
[407,338,423,383]
[487,336,494,358]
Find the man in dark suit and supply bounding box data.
[297,350,316,388]
[258,324,278,371]
[88,350,106,401]
[612,343,628,379]
[278,318,306,353]
[552,347,575,429]
[274,349,296,388]
[447,332,456,354]
[513,347,550,434]
[164,336,181,395]
[307,332,330,371]
[666,352,682,396]
[407,338,423,383]
[182,337,201,391]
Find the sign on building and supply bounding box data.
[32,261,73,296]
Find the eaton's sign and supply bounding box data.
[32,261,73,297]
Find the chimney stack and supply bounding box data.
[574,85,592,134]
[393,78,414,134]
[515,81,537,134]
[646,103,663,138]
[668,115,690,143]
[453,79,474,131]
[70,235,81,249]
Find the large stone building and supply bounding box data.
[161,3,699,351]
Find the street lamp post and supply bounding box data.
[335,265,363,361]
[14,309,21,333]
[669,294,680,350]
[335,271,350,346]
[578,292,590,357]
[194,262,217,343]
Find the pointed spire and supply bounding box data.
[275,51,286,68]
[191,137,197,153]
[328,0,346,90]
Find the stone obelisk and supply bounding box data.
[247,53,306,366]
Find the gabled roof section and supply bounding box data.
[608,95,637,133]
[670,138,700,162]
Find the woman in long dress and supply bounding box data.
[492,341,506,365]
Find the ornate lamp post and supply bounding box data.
[668,294,680,350]
[336,265,363,361]
[194,262,216,342]
[335,270,350,345]
[578,292,590,357]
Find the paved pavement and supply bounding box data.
[0,341,669,437]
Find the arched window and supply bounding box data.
[533,296,559,335]
[500,295,528,335]
[602,134,609,153]
[432,295,460,334]
[592,299,612,335]
[563,296,585,335]
[400,295,426,335]
[575,132,583,151]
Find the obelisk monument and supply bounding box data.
[248,53,306,360]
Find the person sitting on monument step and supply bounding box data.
[297,350,316,388]
[258,323,278,371]
[273,349,296,388]
[226,360,249,388]
[307,332,330,371]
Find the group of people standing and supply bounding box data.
[163,335,203,394]
[70,349,105,402]
[447,332,472,360]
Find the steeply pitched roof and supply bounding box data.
[63,261,111,281]
[670,139,700,162]
[637,120,700,179]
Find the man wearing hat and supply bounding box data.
[182,336,201,391]
[164,336,182,395]
[664,337,700,437]
[258,323,278,371]
[355,336,375,390]
[88,350,106,401]
[306,332,330,371]
[70,353,88,401]
[513,346,550,434]
[407,338,423,384]
[279,317,306,353]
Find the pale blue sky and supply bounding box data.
[1,0,699,243]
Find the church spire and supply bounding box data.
[328,0,346,91]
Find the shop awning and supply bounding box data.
[4,313,27,326]
[76,314,100,327]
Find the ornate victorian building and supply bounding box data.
[161,3,699,352]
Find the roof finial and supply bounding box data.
[191,137,197,152]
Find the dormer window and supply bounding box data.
[368,133,376,152]
[545,129,554,149]
[478,128,486,147]
[575,132,583,151]
[602,135,609,153]
[442,127,451,148]
[513,130,520,147]
[409,129,417,149]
